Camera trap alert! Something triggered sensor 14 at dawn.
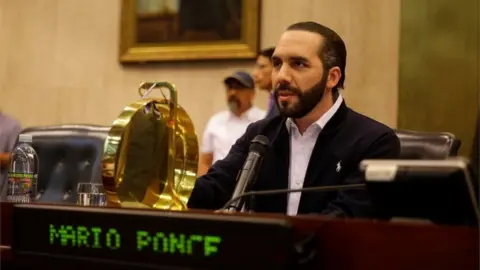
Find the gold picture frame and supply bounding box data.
[119,0,261,63]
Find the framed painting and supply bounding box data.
[119,0,261,63]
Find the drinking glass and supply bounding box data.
[76,182,107,207]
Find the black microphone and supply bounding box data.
[220,183,366,211]
[226,135,270,212]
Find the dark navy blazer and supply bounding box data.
[188,101,400,217]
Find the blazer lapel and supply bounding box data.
[298,102,349,212]
[253,117,290,213]
[267,118,290,193]
[301,134,337,195]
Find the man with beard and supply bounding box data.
[198,71,266,176]
[188,21,400,217]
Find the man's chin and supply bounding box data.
[278,102,311,118]
[278,106,299,118]
[281,110,309,119]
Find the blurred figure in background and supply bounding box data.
[198,71,266,175]
[253,47,278,118]
[0,111,21,197]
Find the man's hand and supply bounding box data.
[198,152,214,176]
[214,209,228,213]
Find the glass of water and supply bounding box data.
[76,182,107,207]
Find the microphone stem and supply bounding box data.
[221,183,365,211]
[248,195,256,213]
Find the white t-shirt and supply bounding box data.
[201,106,266,163]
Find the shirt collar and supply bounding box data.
[286,94,344,134]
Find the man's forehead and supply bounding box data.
[273,30,323,59]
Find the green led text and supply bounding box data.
[48,224,222,257]
[136,230,221,256]
[49,224,121,249]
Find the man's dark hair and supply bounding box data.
[257,47,275,59]
[287,21,346,91]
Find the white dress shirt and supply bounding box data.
[285,95,344,215]
[202,106,266,163]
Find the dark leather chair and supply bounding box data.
[395,129,461,159]
[19,124,110,204]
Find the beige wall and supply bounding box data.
[0,0,399,140]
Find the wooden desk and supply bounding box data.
[1,202,478,270]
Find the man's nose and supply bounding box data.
[275,64,292,81]
[227,90,238,98]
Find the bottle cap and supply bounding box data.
[18,134,33,143]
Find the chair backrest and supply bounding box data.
[395,129,461,159]
[20,124,110,204]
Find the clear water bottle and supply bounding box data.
[6,134,39,203]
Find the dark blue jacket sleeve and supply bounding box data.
[187,124,255,210]
[320,131,401,218]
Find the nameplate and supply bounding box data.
[12,204,293,269]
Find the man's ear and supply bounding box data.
[326,66,341,89]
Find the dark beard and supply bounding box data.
[274,72,328,118]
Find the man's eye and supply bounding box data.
[293,61,306,68]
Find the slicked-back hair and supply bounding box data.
[287,21,346,91]
[257,47,275,60]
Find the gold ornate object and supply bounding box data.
[102,82,198,210]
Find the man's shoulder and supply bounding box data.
[249,106,267,120]
[208,107,267,124]
[338,108,400,159]
[347,109,396,137]
[0,113,21,131]
[244,115,285,136]
[206,110,231,125]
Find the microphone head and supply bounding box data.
[249,135,270,155]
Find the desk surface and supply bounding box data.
[1,202,478,270]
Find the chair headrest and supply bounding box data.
[18,124,110,204]
[395,129,461,159]
[21,124,110,139]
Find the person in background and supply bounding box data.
[198,71,266,176]
[0,111,22,197]
[253,47,278,118]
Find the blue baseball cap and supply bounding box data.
[224,71,255,89]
